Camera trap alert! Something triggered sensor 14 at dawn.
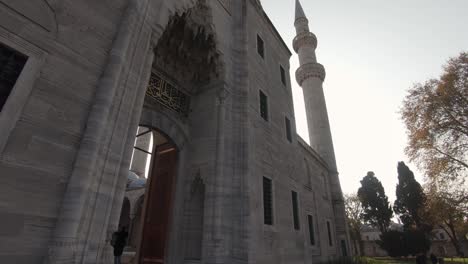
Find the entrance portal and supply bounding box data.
[116,1,224,262]
[119,127,178,264]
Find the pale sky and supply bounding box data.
[262,0,468,202]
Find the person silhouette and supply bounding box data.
[111,226,128,264]
[416,253,427,264]
[430,253,438,264]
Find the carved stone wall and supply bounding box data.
[0,0,57,33]
[0,0,127,262]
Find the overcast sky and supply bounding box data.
[262,0,468,201]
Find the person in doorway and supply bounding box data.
[430,253,438,264]
[416,253,427,264]
[111,226,128,264]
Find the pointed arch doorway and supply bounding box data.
[127,126,179,264]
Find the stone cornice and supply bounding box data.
[296,62,326,85]
[293,31,317,53]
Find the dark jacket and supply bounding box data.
[111,230,128,256]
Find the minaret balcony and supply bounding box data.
[295,62,326,85]
[293,31,317,52]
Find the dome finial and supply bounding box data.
[295,0,307,22]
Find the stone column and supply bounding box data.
[45,1,140,263]
[99,40,156,264]
[199,82,230,264]
[213,85,229,262]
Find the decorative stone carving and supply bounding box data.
[293,31,317,53]
[295,62,326,85]
[153,0,224,91]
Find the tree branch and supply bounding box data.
[432,146,468,169]
[443,106,468,135]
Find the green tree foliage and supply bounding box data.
[405,229,432,255]
[394,162,429,231]
[345,193,365,256]
[379,230,431,257]
[401,52,468,185]
[357,172,393,233]
[379,231,407,257]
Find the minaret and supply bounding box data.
[294,0,336,172]
[293,0,350,255]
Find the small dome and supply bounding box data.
[128,171,139,181]
[127,171,147,189]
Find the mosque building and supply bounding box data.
[0,0,349,263]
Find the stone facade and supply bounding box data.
[0,0,349,263]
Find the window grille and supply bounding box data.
[280,65,286,85]
[146,72,190,115]
[308,215,315,245]
[259,90,268,121]
[257,35,264,58]
[263,177,273,225]
[327,221,333,246]
[285,117,292,142]
[292,191,300,230]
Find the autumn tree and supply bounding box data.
[426,186,468,256]
[401,52,468,186]
[345,193,365,256]
[357,172,393,233]
[394,162,429,231]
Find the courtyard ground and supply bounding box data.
[358,257,468,264]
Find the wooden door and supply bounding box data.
[139,143,177,264]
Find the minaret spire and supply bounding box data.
[294,0,310,35]
[293,1,350,254]
[293,0,330,168]
[295,0,306,22]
